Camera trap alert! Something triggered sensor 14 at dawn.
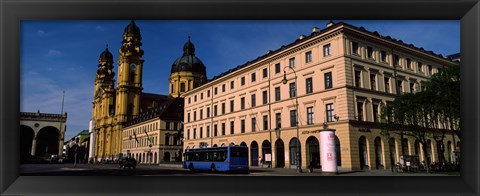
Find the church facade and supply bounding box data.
[91,21,206,162]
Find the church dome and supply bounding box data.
[171,36,207,75]
[124,20,141,35]
[99,45,113,64]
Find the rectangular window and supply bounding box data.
[394,54,400,66]
[307,107,314,125]
[306,77,313,94]
[357,101,364,121]
[200,109,203,120]
[230,81,234,89]
[370,73,376,91]
[251,117,256,132]
[381,51,387,62]
[407,58,412,69]
[214,87,218,95]
[193,128,196,139]
[187,129,190,140]
[251,72,256,82]
[372,103,379,122]
[289,82,296,98]
[354,70,361,87]
[397,80,403,93]
[325,72,332,89]
[323,44,331,56]
[305,51,312,63]
[188,98,191,104]
[251,94,256,107]
[384,77,390,93]
[263,115,268,130]
[222,84,226,92]
[290,110,297,127]
[428,65,433,75]
[230,121,234,135]
[180,82,186,92]
[230,100,234,112]
[221,103,226,114]
[275,113,282,129]
[194,95,197,102]
[207,107,210,118]
[166,122,171,130]
[241,77,245,86]
[418,62,423,72]
[214,105,218,116]
[214,124,218,137]
[206,126,210,138]
[187,113,190,122]
[207,90,210,97]
[326,103,334,122]
[262,90,268,104]
[200,127,203,138]
[263,68,268,78]
[200,93,203,100]
[289,57,295,68]
[275,87,281,101]
[221,123,225,135]
[240,97,245,110]
[410,82,415,93]
[352,42,359,55]
[193,111,196,121]
[367,46,373,58]
[275,63,280,74]
[241,119,245,133]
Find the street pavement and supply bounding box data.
[20,163,458,176]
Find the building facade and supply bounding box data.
[92,20,206,162]
[20,111,67,163]
[182,21,460,170]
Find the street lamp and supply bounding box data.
[282,66,302,173]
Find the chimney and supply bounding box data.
[326,20,335,27]
[312,27,320,33]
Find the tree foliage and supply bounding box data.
[379,65,460,172]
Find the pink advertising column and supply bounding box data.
[320,126,337,174]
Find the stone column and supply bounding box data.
[31,138,37,156]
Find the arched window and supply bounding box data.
[374,137,383,169]
[358,136,368,170]
[289,138,301,165]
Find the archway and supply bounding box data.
[289,138,301,166]
[20,125,34,162]
[358,136,368,170]
[275,139,285,168]
[250,141,259,166]
[374,137,383,169]
[388,138,397,168]
[261,140,271,166]
[335,136,341,166]
[402,138,409,156]
[154,152,157,164]
[164,152,171,162]
[306,136,320,168]
[35,126,60,158]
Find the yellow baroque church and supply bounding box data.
[91,20,207,162]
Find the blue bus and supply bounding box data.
[183,146,249,173]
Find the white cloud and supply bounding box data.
[46,49,62,57]
[37,30,46,37]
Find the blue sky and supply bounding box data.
[20,20,460,140]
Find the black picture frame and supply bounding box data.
[1,0,479,196]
